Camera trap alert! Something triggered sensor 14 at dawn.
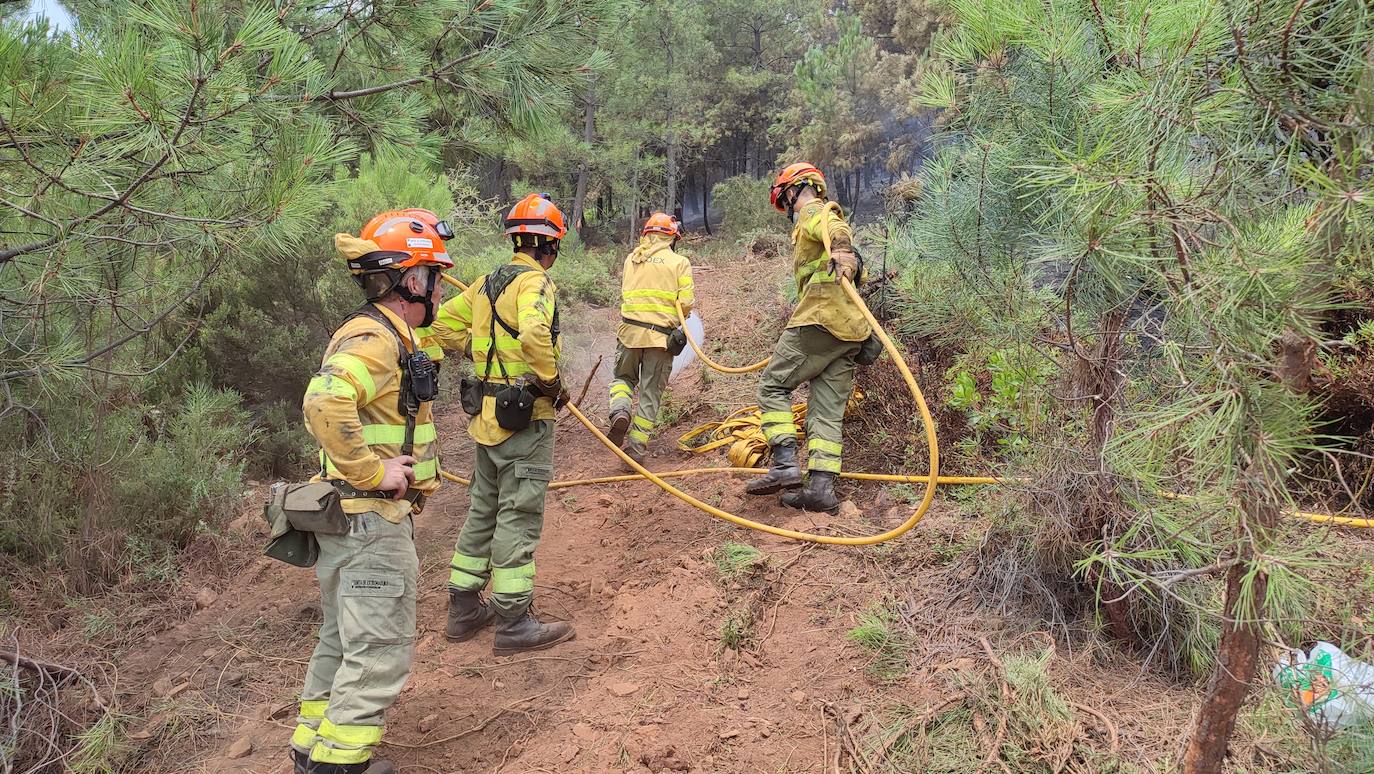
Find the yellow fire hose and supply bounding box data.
[675,301,770,373]
[438,270,1374,532]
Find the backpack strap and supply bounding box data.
[337,304,421,454]
[479,264,560,380]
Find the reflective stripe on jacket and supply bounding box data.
[430,254,561,446]
[617,234,695,349]
[786,199,870,342]
[302,303,440,523]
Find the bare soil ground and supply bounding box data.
[10,242,1317,773]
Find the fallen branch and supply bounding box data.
[0,649,109,711]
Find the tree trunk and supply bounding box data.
[666,135,678,214]
[627,146,640,246]
[701,165,712,235]
[1076,308,1140,645]
[663,29,678,214]
[571,88,596,240]
[1181,506,1270,774]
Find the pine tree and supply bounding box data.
[896,0,1374,768]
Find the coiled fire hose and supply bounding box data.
[438,273,1374,532]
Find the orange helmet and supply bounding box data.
[401,207,454,241]
[770,162,826,212]
[346,211,454,274]
[503,193,567,240]
[641,212,680,237]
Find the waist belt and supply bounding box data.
[622,316,677,337]
[330,479,426,509]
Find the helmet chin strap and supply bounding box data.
[396,269,439,328]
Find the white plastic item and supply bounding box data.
[1272,641,1374,729]
[670,312,704,380]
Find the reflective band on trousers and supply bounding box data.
[610,383,633,397]
[763,423,796,441]
[808,438,843,455]
[292,723,320,749]
[491,563,535,595]
[633,416,653,430]
[628,427,650,443]
[299,700,328,718]
[449,552,489,589]
[312,719,383,764]
[808,457,842,473]
[760,410,795,425]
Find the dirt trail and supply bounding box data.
[105,247,1191,773]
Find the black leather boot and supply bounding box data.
[744,442,802,495]
[291,749,309,774]
[446,589,496,642]
[493,609,575,656]
[607,409,631,446]
[306,758,395,774]
[780,471,840,513]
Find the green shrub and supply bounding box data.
[712,175,779,237]
[0,385,252,585]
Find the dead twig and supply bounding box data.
[0,649,109,711]
[557,355,603,425]
[1068,700,1121,755]
[976,636,1012,774]
[876,692,969,762]
[384,679,571,749]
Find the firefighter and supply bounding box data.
[430,193,576,654]
[292,210,454,774]
[746,163,867,513]
[607,212,695,465]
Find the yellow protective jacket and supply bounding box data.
[302,303,440,523]
[787,199,870,342]
[616,234,695,350]
[431,254,561,447]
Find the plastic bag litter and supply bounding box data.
[670,312,704,380]
[1273,641,1374,729]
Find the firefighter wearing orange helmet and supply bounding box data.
[291,209,455,774]
[747,163,868,513]
[429,193,575,655]
[606,212,695,466]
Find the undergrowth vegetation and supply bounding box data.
[862,0,1374,769]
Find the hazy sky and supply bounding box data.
[22,0,75,32]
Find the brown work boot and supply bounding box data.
[607,409,632,447]
[780,471,841,514]
[744,442,802,495]
[622,441,646,471]
[445,589,496,642]
[305,759,395,774]
[493,609,576,656]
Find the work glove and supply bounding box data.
[831,248,858,282]
[535,376,570,409]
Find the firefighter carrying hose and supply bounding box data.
[746,163,868,513]
[607,212,695,465]
[430,193,576,655]
[292,210,454,774]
